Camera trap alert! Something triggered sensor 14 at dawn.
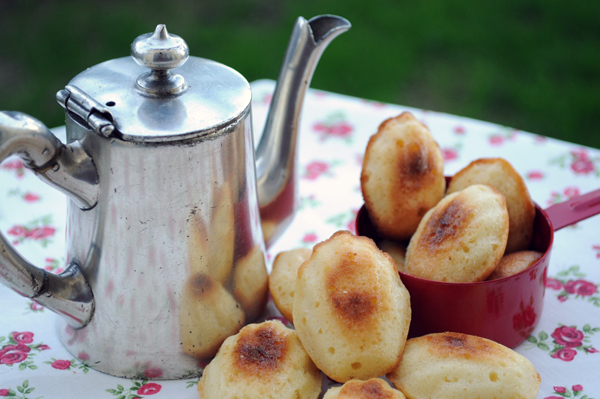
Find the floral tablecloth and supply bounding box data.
[1,79,599,398]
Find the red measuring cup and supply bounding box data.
[356,187,600,348]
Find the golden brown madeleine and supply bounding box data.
[404,184,509,282]
[487,250,542,280]
[323,378,406,399]
[293,231,411,382]
[269,247,313,323]
[179,273,245,359]
[232,245,269,322]
[447,158,535,253]
[387,332,541,399]
[361,112,445,240]
[198,320,322,399]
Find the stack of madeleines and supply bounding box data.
[199,231,541,398]
[361,112,542,282]
[197,111,542,398]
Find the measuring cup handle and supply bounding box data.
[0,111,94,328]
[543,188,600,231]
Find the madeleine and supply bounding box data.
[293,231,411,382]
[404,184,509,282]
[387,332,541,399]
[361,112,445,240]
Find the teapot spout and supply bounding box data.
[255,15,350,246]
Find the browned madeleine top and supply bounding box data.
[294,230,411,382]
[404,184,509,282]
[361,112,445,240]
[386,332,541,399]
[232,322,290,377]
[423,332,503,359]
[324,242,382,328]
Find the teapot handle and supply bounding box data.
[0,111,96,328]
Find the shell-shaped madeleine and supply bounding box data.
[387,332,541,399]
[361,112,445,240]
[405,184,509,282]
[293,231,411,382]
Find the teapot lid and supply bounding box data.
[57,25,251,143]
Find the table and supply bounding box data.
[1,79,599,398]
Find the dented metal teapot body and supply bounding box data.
[0,16,350,379]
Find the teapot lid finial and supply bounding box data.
[60,24,251,142]
[131,24,189,97]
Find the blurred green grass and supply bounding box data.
[1,0,599,148]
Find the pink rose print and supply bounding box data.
[51,359,71,370]
[78,352,90,360]
[37,344,50,351]
[7,226,26,236]
[29,301,44,311]
[570,148,595,174]
[563,187,580,198]
[551,148,600,176]
[144,367,163,379]
[585,347,599,353]
[304,161,329,180]
[534,135,547,144]
[312,112,354,142]
[551,348,577,361]
[0,344,30,365]
[12,332,34,345]
[137,383,161,395]
[313,121,353,139]
[545,278,563,290]
[453,125,465,135]
[29,226,56,239]
[0,159,25,178]
[23,192,40,202]
[593,244,600,259]
[564,279,597,296]
[7,217,56,246]
[441,147,458,162]
[488,129,517,146]
[551,326,584,348]
[302,232,318,244]
[550,267,600,305]
[547,187,580,206]
[489,134,504,146]
[108,380,161,398]
[545,384,588,399]
[0,389,8,397]
[526,170,544,180]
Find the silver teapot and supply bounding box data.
[0,16,350,379]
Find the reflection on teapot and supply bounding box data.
[0,16,350,379]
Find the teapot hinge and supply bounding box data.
[57,85,115,137]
